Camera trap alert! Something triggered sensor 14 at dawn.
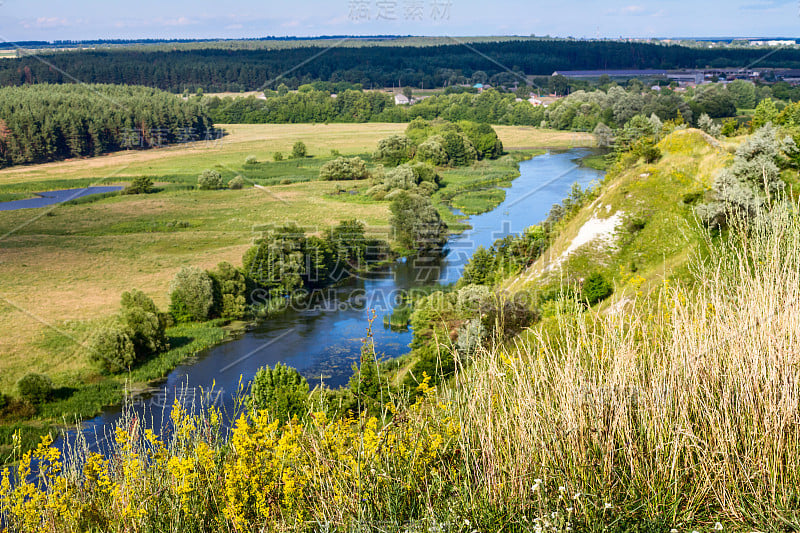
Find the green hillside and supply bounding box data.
[509,129,736,301]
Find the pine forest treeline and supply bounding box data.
[0,84,213,167]
[2,40,800,92]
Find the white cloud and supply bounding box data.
[621,5,646,14]
[741,0,794,8]
[156,16,196,27]
[606,4,664,17]
[22,16,71,29]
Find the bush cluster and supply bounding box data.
[291,141,307,159]
[124,176,154,195]
[318,156,368,180]
[228,175,245,189]
[88,289,168,373]
[16,373,54,404]
[169,267,215,323]
[367,162,440,199]
[197,169,224,190]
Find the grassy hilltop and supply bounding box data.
[511,129,736,296]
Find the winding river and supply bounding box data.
[60,148,604,454]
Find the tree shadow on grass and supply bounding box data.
[165,335,193,351]
[51,386,79,402]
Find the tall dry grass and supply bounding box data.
[451,204,800,529]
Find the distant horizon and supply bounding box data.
[4,0,800,43]
[2,34,799,47]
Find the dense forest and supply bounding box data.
[205,80,776,129]
[0,79,780,168]
[0,84,213,167]
[205,87,543,124]
[3,40,800,92]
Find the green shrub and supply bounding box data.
[457,120,504,159]
[461,247,495,285]
[209,262,248,319]
[348,346,393,416]
[197,169,224,190]
[582,272,613,305]
[480,292,537,337]
[418,181,437,195]
[698,124,793,227]
[721,118,738,137]
[752,98,779,130]
[319,156,369,180]
[456,318,487,358]
[291,141,307,159]
[120,289,168,358]
[16,373,53,404]
[244,155,258,165]
[440,131,477,166]
[404,343,456,388]
[415,135,449,165]
[383,165,416,190]
[124,176,153,195]
[228,175,245,189]
[389,192,448,252]
[87,324,137,373]
[169,266,215,322]
[374,135,415,166]
[273,151,284,161]
[698,113,722,138]
[641,145,662,163]
[250,363,309,422]
[368,162,439,198]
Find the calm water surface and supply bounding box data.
[0,187,123,211]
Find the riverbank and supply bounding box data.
[0,125,591,389]
[0,126,596,459]
[0,320,243,455]
[45,148,603,461]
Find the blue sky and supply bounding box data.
[1,0,798,42]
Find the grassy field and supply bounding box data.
[0,124,408,189]
[0,124,592,189]
[0,123,594,424]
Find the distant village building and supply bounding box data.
[666,71,705,84]
[778,69,800,83]
[552,69,667,79]
[750,40,796,47]
[394,93,411,105]
[528,96,544,106]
